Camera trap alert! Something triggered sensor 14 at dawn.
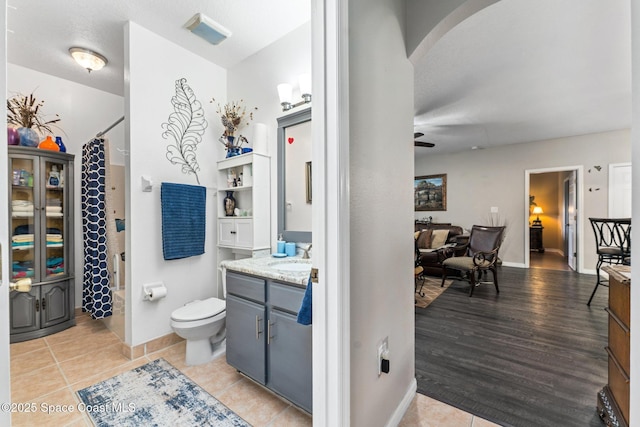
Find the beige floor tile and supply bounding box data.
[48,329,121,362]
[58,344,132,384]
[472,416,502,427]
[268,405,313,427]
[147,341,187,369]
[73,313,93,325]
[70,357,151,392]
[10,387,83,427]
[63,417,92,427]
[399,394,473,427]
[10,337,47,357]
[183,356,243,395]
[11,346,56,377]
[43,321,107,347]
[11,364,67,403]
[216,378,289,427]
[9,323,486,427]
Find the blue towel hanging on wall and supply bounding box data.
[161,182,206,260]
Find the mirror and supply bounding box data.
[277,107,312,243]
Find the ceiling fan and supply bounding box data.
[414,132,435,148]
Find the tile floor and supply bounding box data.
[10,313,500,427]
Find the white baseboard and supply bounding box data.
[385,378,417,427]
[501,261,526,268]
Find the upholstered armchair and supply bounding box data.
[441,225,505,297]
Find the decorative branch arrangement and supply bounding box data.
[161,78,208,184]
[7,91,61,134]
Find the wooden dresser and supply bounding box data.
[598,265,630,427]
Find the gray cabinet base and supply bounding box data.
[10,319,76,343]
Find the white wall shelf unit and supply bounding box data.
[216,153,271,260]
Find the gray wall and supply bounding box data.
[349,0,416,425]
[415,129,631,271]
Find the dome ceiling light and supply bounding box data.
[69,47,108,73]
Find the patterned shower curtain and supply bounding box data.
[82,138,114,319]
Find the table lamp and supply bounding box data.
[532,206,543,226]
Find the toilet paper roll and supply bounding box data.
[148,286,167,301]
[252,123,268,155]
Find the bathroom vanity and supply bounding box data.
[222,257,312,413]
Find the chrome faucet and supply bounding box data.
[302,244,312,259]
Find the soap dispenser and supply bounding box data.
[277,234,286,254]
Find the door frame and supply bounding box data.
[311,0,350,425]
[524,166,584,272]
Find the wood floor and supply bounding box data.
[415,266,608,427]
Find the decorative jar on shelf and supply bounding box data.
[38,135,60,151]
[55,136,67,152]
[224,191,236,216]
[17,127,39,147]
[7,127,20,145]
[225,136,242,158]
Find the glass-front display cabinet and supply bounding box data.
[8,146,75,342]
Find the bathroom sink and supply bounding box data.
[271,262,312,272]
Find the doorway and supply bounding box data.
[525,166,584,272]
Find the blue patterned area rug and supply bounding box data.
[77,358,250,427]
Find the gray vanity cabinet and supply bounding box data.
[226,295,267,384]
[226,271,312,413]
[268,309,313,411]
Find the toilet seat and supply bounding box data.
[171,297,225,322]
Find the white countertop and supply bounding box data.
[220,255,312,287]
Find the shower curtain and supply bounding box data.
[82,138,117,319]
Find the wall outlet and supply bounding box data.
[377,337,389,376]
[491,206,499,213]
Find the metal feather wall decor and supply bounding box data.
[161,78,208,184]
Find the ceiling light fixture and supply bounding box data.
[185,13,232,45]
[69,47,107,73]
[277,74,312,111]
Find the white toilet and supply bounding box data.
[170,297,226,366]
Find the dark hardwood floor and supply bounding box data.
[415,266,608,427]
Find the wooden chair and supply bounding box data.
[441,225,505,297]
[587,217,631,306]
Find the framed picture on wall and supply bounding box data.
[415,174,446,211]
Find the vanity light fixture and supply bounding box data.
[69,47,108,73]
[277,73,312,111]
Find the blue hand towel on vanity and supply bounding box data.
[297,276,312,325]
[160,182,206,260]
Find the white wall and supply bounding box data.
[349,0,416,425]
[1,2,11,423]
[125,22,226,346]
[227,22,311,250]
[7,64,125,309]
[415,130,631,271]
[629,0,639,420]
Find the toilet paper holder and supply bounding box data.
[142,282,167,301]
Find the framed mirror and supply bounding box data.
[277,107,312,243]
